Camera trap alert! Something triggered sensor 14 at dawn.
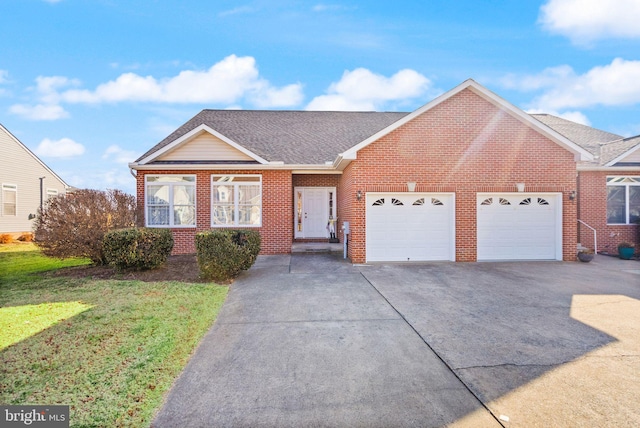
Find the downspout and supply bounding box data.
[39,176,45,212]
[576,172,581,246]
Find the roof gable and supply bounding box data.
[604,135,640,166]
[339,79,593,164]
[0,123,69,188]
[138,124,268,165]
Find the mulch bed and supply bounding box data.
[46,254,207,283]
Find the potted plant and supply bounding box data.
[577,248,594,263]
[617,242,635,260]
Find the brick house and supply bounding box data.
[129,79,639,262]
[532,115,640,255]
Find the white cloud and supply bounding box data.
[102,145,140,164]
[35,75,80,104]
[527,109,591,126]
[533,58,640,110]
[501,58,640,112]
[0,70,8,84]
[313,4,353,12]
[539,0,640,44]
[9,104,70,120]
[250,83,304,108]
[306,68,431,111]
[35,138,85,158]
[55,55,302,108]
[218,6,256,17]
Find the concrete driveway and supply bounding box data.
[153,254,640,427]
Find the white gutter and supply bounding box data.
[578,165,640,171]
[129,162,340,172]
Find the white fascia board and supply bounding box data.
[339,79,593,162]
[332,152,357,171]
[578,164,640,172]
[138,124,269,165]
[605,143,640,167]
[0,124,69,188]
[130,162,338,172]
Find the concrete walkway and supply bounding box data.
[153,254,640,427]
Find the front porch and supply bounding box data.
[291,241,343,253]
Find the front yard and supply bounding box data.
[0,243,228,427]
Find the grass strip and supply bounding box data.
[0,243,229,427]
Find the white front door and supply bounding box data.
[294,187,337,239]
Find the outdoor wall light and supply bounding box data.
[356,190,362,201]
[407,182,417,192]
[569,190,576,201]
[516,183,525,192]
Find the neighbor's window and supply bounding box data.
[2,184,17,216]
[211,175,261,227]
[606,176,640,225]
[145,175,196,227]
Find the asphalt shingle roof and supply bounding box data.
[530,114,624,155]
[531,113,640,165]
[137,110,409,164]
[600,135,640,165]
[136,110,640,167]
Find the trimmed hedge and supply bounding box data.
[103,228,174,271]
[195,229,261,282]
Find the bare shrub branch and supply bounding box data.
[34,189,136,264]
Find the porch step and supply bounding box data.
[291,242,343,253]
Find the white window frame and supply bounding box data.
[211,175,262,228]
[46,188,59,200]
[606,176,640,225]
[2,184,17,216]
[145,175,197,228]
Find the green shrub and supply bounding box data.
[195,229,261,282]
[103,228,174,271]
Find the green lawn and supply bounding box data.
[0,243,228,427]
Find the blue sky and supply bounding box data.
[2,0,639,194]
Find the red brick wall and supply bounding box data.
[341,88,578,263]
[292,174,340,188]
[578,170,639,254]
[136,169,292,255]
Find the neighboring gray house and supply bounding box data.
[0,124,69,236]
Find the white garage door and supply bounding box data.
[366,193,455,262]
[477,193,562,261]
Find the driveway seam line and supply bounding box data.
[359,271,505,428]
[218,318,403,325]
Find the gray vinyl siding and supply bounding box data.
[0,126,68,234]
